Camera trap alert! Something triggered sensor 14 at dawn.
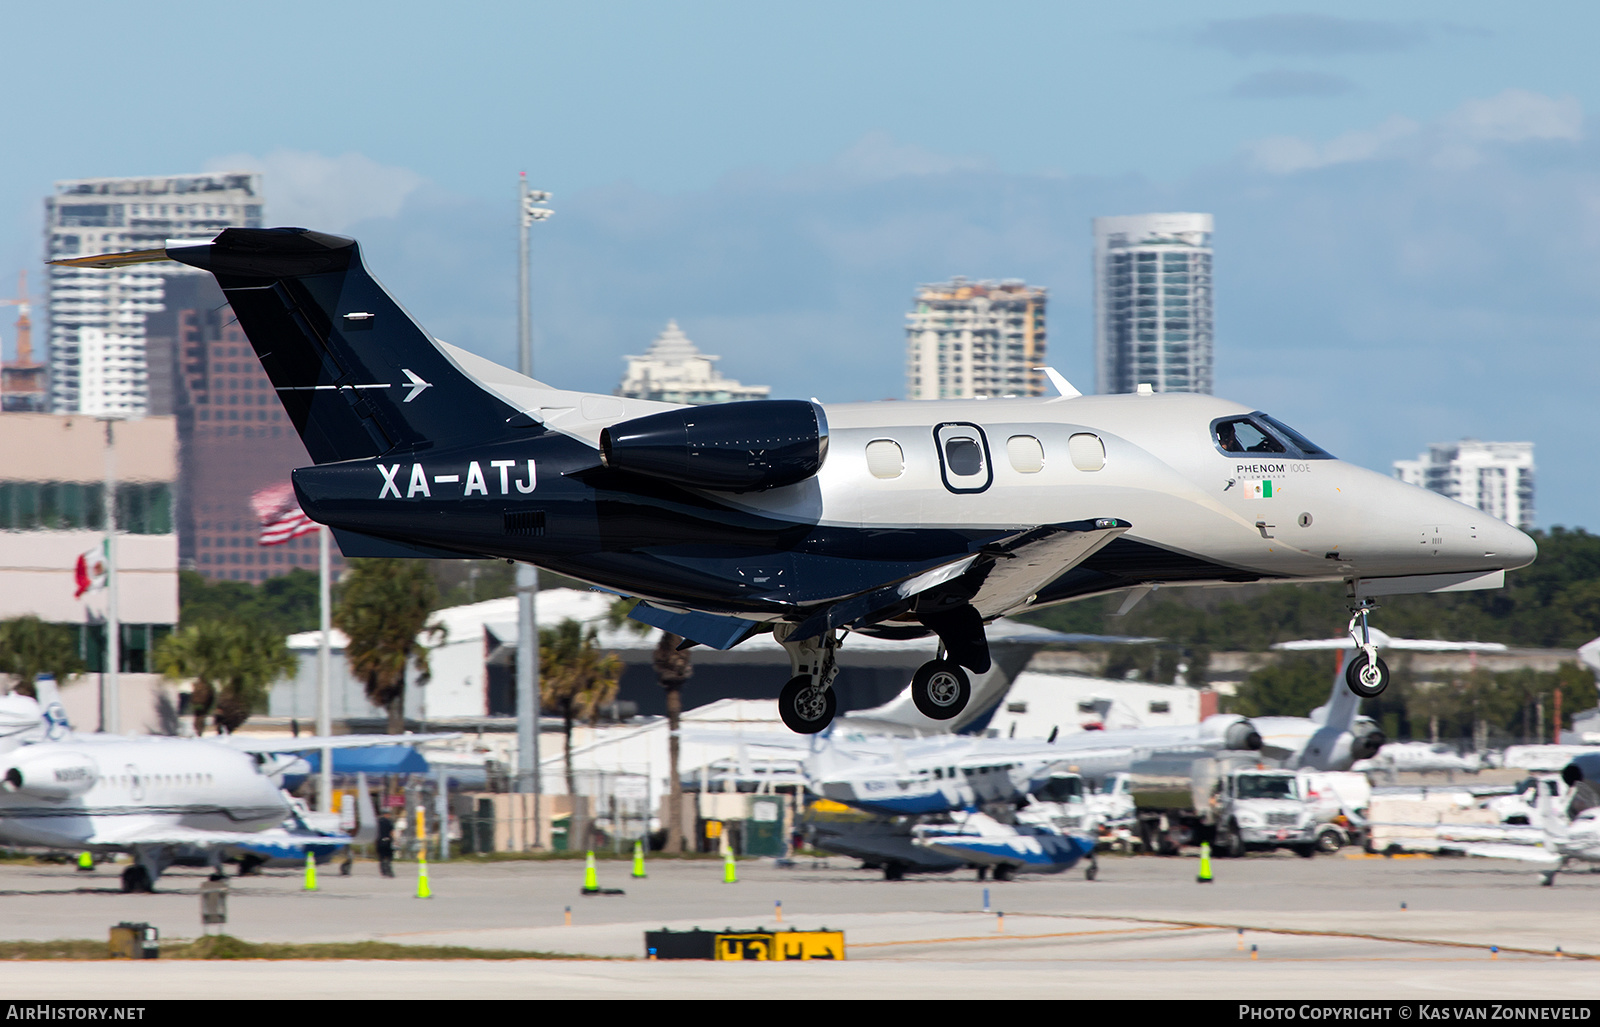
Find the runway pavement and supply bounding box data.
[0,852,1594,999]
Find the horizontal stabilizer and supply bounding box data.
[329,528,480,560]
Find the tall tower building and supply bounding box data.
[615,321,770,405]
[46,173,263,416]
[905,278,1047,400]
[1093,213,1213,396]
[1394,440,1535,530]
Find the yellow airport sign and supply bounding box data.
[715,930,845,961]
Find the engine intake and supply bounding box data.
[1224,720,1263,752]
[600,400,829,493]
[1351,723,1387,761]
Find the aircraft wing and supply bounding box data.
[86,824,348,850]
[966,520,1131,620]
[1272,631,1507,653]
[224,732,460,754]
[1448,842,1560,864]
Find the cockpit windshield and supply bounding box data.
[1212,413,1334,460]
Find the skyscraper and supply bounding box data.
[615,320,770,405]
[1394,440,1536,530]
[905,278,1047,400]
[46,173,263,416]
[1093,213,1213,396]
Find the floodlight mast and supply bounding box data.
[516,175,553,843]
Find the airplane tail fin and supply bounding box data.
[1316,650,1361,732]
[58,229,521,464]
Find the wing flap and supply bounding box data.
[966,520,1131,619]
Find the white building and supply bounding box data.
[615,321,769,405]
[905,278,1047,400]
[46,173,263,415]
[983,672,1201,742]
[1093,213,1214,396]
[1394,440,1535,530]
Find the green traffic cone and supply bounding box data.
[303,851,318,891]
[632,840,647,878]
[76,851,93,873]
[723,845,737,884]
[415,852,431,899]
[583,850,599,893]
[1197,841,1213,883]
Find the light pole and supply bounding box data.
[515,174,553,846]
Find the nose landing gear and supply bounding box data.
[1344,600,1390,698]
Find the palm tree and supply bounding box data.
[608,598,695,853]
[154,620,295,734]
[0,616,84,699]
[540,618,622,798]
[333,559,443,734]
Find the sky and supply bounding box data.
[0,1,1596,527]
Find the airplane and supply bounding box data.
[1441,761,1600,886]
[914,805,1100,881]
[0,689,442,892]
[54,228,1538,734]
[1249,629,1506,772]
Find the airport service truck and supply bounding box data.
[1129,756,1323,857]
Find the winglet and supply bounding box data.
[49,248,173,269]
[1033,366,1081,398]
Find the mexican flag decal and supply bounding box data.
[1252,480,1276,499]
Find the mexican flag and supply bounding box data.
[1252,480,1276,499]
[74,541,108,599]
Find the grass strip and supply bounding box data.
[0,936,593,961]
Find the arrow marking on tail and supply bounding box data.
[401,368,432,402]
[272,368,433,403]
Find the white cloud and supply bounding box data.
[1245,89,1583,174]
[203,150,426,232]
[828,131,991,181]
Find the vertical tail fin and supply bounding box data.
[161,229,520,463]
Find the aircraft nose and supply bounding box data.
[1483,518,1538,571]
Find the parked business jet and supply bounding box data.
[0,691,437,891]
[56,229,1537,733]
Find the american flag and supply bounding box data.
[251,482,319,546]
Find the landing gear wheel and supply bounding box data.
[992,864,1014,882]
[779,675,836,734]
[1085,858,1099,881]
[1345,652,1390,699]
[911,660,971,721]
[120,865,152,894]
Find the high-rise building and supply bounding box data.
[46,173,263,416]
[145,275,341,582]
[1394,440,1536,530]
[615,320,770,405]
[1093,213,1214,396]
[905,278,1047,400]
[1,272,47,412]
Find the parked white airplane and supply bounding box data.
[0,690,443,891]
[1449,775,1600,886]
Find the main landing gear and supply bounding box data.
[911,658,970,722]
[1344,599,1390,699]
[774,624,842,734]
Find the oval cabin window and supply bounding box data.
[1006,435,1044,474]
[1068,433,1106,472]
[865,439,904,479]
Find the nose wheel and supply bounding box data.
[911,658,971,721]
[1344,600,1390,698]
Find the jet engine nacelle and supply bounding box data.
[600,400,829,493]
[1,750,98,800]
[1350,718,1387,762]
[1199,714,1263,751]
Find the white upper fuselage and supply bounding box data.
[0,735,289,849]
[727,392,1535,599]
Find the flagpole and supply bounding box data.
[318,524,332,812]
[102,419,119,736]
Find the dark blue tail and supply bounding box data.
[169,228,518,464]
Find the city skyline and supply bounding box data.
[0,3,1591,526]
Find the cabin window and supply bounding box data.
[865,439,904,479]
[1149,701,1170,714]
[1006,435,1044,474]
[1068,433,1106,472]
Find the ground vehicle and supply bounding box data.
[1130,756,1320,857]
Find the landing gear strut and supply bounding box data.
[1344,599,1390,699]
[774,624,842,734]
